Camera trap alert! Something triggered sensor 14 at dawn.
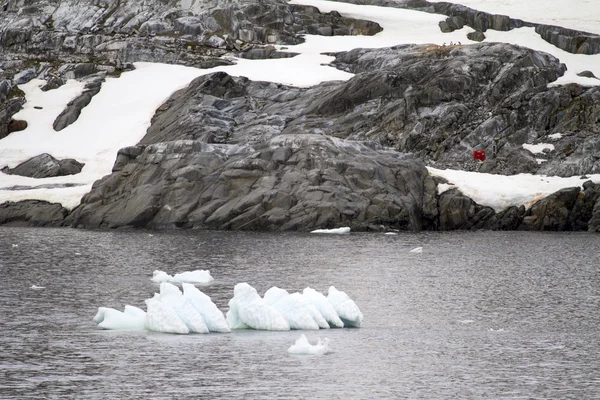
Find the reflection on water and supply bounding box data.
[1,228,599,398]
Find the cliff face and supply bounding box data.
[1,0,600,231]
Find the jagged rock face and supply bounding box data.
[0,79,25,140]
[67,135,435,231]
[0,0,381,68]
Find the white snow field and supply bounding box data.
[428,0,600,35]
[288,334,332,355]
[1,0,598,214]
[151,269,214,284]
[94,281,362,334]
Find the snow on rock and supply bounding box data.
[429,167,600,212]
[145,296,190,334]
[264,287,320,330]
[226,283,290,331]
[151,269,213,284]
[303,287,344,328]
[522,143,555,154]
[327,286,363,328]
[93,305,147,331]
[158,283,209,334]
[287,334,332,355]
[310,227,351,234]
[182,283,231,333]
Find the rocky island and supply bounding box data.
[1,0,599,232]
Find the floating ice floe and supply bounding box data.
[94,284,227,334]
[94,282,361,334]
[151,269,214,285]
[410,247,423,253]
[93,305,147,331]
[310,227,351,234]
[30,285,45,290]
[288,334,332,355]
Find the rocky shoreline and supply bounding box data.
[1,0,600,232]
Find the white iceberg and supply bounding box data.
[303,287,344,328]
[327,286,363,328]
[264,287,320,330]
[158,283,209,334]
[173,270,214,284]
[93,305,147,331]
[151,269,214,284]
[289,292,330,329]
[182,283,231,333]
[310,227,351,234]
[145,296,190,334]
[226,283,290,331]
[287,334,331,355]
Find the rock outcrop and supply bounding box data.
[0,200,69,227]
[2,154,85,178]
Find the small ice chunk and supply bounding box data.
[182,283,230,333]
[310,227,350,234]
[327,286,363,328]
[227,283,290,331]
[303,287,344,328]
[145,296,189,334]
[159,283,209,333]
[12,244,18,247]
[384,232,397,235]
[410,247,423,253]
[264,287,320,330]
[94,305,147,330]
[173,270,214,284]
[151,270,178,284]
[30,285,45,290]
[287,334,331,355]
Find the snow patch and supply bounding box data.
[523,143,555,154]
[311,227,351,234]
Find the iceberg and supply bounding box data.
[287,334,331,355]
[226,283,290,331]
[289,292,330,329]
[264,287,320,330]
[93,305,147,331]
[151,269,214,284]
[310,227,351,234]
[327,286,363,328]
[303,287,344,328]
[158,283,209,334]
[173,270,214,284]
[182,283,231,333]
[145,296,190,334]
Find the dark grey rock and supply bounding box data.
[438,188,495,230]
[520,187,581,230]
[0,200,69,227]
[577,70,598,79]
[2,153,84,178]
[13,68,36,84]
[467,30,486,42]
[53,76,103,131]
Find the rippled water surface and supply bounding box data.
[1,228,599,399]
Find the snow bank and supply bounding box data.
[288,334,332,355]
[311,227,351,234]
[429,167,600,212]
[151,269,214,284]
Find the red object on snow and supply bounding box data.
[473,150,486,161]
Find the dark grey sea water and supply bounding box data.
[0,228,599,399]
